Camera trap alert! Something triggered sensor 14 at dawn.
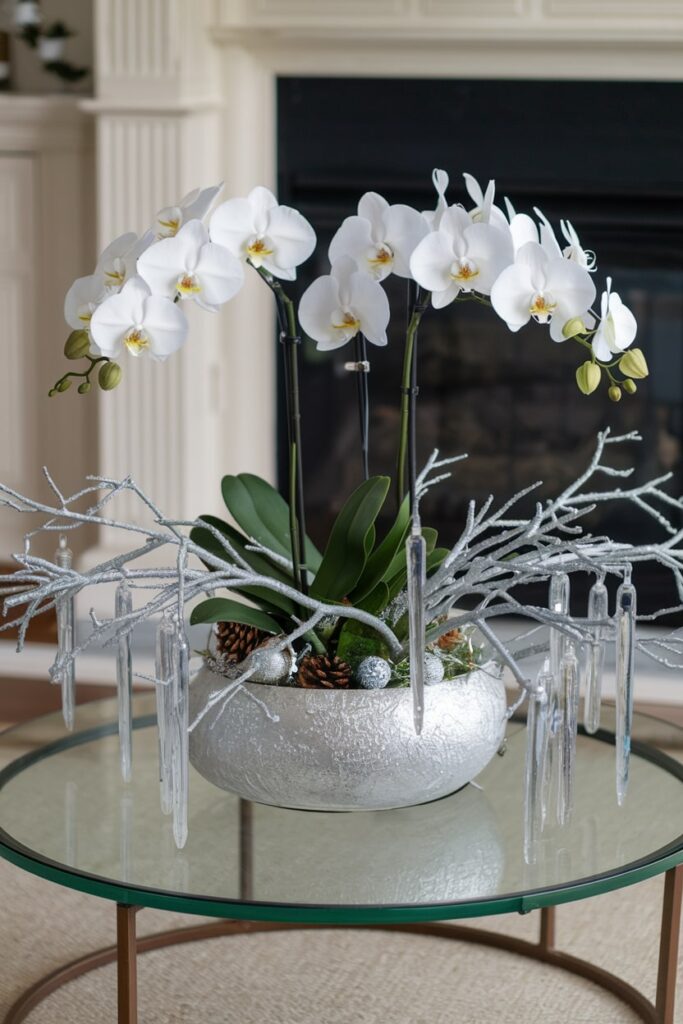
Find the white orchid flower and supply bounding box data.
[592,278,637,361]
[410,205,514,309]
[298,256,390,351]
[504,198,542,253]
[137,220,244,312]
[328,192,428,282]
[422,169,450,229]
[95,231,155,291]
[533,208,596,272]
[156,183,223,238]
[209,186,316,281]
[491,240,596,341]
[90,276,188,361]
[463,173,512,236]
[64,273,109,332]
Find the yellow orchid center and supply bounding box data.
[104,267,125,287]
[332,312,361,333]
[177,273,201,297]
[158,216,180,236]
[368,245,393,269]
[247,238,274,267]
[529,293,557,324]
[124,327,150,356]
[450,258,479,287]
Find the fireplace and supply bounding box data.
[277,77,683,616]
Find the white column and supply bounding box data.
[81,0,277,588]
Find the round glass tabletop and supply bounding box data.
[0,695,682,925]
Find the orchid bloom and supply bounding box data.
[137,220,244,312]
[95,231,155,291]
[64,273,110,339]
[90,276,188,361]
[410,205,514,309]
[592,278,637,361]
[328,192,428,282]
[298,256,390,351]
[504,198,541,253]
[156,183,223,238]
[209,186,316,281]
[422,169,450,229]
[490,241,596,341]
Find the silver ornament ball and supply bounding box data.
[247,643,292,684]
[356,655,392,689]
[424,652,445,686]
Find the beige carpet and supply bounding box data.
[0,854,680,1023]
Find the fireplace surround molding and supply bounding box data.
[78,0,683,598]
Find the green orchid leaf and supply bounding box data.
[190,598,281,634]
[349,495,410,603]
[222,473,322,573]
[310,476,390,602]
[422,527,438,554]
[190,516,296,617]
[357,580,391,616]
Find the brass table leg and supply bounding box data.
[116,905,140,1024]
[656,865,683,1024]
[539,906,555,951]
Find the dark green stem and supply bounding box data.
[253,265,308,598]
[396,293,429,509]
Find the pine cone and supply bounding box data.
[436,628,462,652]
[296,654,352,689]
[215,621,267,664]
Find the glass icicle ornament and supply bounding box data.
[54,536,75,731]
[115,580,133,783]
[584,577,609,735]
[558,642,579,827]
[542,572,570,825]
[171,622,190,849]
[524,661,552,866]
[615,569,637,807]
[155,613,175,815]
[549,572,570,678]
[406,520,427,735]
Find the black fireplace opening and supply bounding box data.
[276,77,683,618]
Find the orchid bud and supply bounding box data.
[623,378,637,395]
[608,385,622,402]
[562,317,587,340]
[576,361,601,395]
[78,381,91,395]
[618,348,648,379]
[55,379,71,393]
[64,330,91,360]
[98,361,122,391]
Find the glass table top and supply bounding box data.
[0,696,682,924]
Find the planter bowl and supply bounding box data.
[189,660,507,811]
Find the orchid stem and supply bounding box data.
[354,333,370,481]
[253,265,308,599]
[396,288,428,510]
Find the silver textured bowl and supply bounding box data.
[189,660,506,811]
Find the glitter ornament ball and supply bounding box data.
[356,655,392,689]
[424,652,445,685]
[247,643,293,684]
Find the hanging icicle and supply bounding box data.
[171,620,190,849]
[115,580,133,783]
[615,568,637,807]
[54,536,75,731]
[542,571,570,825]
[584,576,608,735]
[155,612,175,815]
[524,661,552,866]
[407,521,427,735]
[557,641,579,827]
